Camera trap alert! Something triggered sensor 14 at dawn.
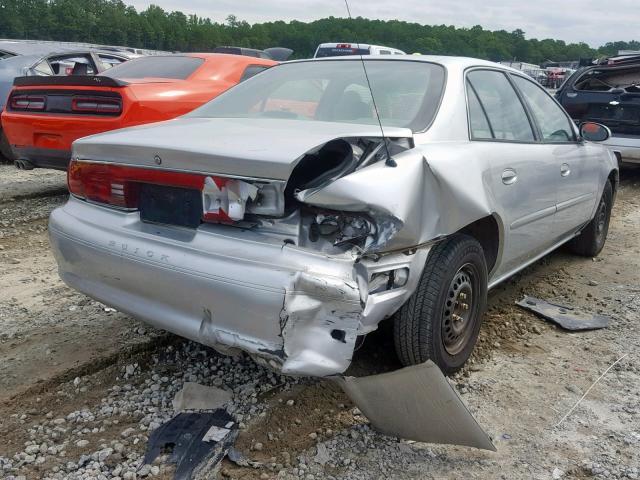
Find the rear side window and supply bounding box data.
[467,85,493,139]
[573,66,640,92]
[467,70,535,142]
[102,56,204,80]
[98,54,126,71]
[33,60,54,76]
[511,75,576,142]
[239,65,269,82]
[48,54,97,76]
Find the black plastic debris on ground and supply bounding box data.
[516,295,610,331]
[142,410,237,480]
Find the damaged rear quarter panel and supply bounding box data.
[298,143,501,253]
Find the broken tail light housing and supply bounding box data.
[71,96,122,115]
[67,159,260,223]
[9,94,45,111]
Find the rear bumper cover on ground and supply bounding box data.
[49,197,428,377]
[603,135,640,164]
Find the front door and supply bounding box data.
[510,75,600,239]
[466,69,559,278]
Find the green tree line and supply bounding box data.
[1,0,638,63]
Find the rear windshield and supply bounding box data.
[188,59,446,132]
[315,47,370,58]
[102,56,203,80]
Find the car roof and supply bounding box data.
[185,53,277,65]
[288,54,518,72]
[0,39,156,58]
[111,53,276,64]
[595,54,640,67]
[0,41,83,56]
[0,41,135,58]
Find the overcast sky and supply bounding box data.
[126,0,637,47]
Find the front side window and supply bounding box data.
[467,70,535,142]
[512,75,576,142]
[189,60,446,131]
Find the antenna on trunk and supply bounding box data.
[343,0,396,167]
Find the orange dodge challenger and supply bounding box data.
[1,53,276,170]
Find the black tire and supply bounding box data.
[568,180,612,257]
[393,234,488,375]
[0,130,13,163]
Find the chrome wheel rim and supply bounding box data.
[442,263,477,356]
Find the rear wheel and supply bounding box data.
[568,180,612,257]
[0,130,13,163]
[393,234,488,375]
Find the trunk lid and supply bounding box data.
[73,117,414,180]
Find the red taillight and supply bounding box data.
[72,96,122,115]
[9,94,45,111]
[68,159,139,208]
[67,160,233,223]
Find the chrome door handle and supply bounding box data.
[501,168,518,185]
[561,163,571,177]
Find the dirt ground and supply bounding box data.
[0,162,638,479]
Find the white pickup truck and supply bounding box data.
[313,42,405,58]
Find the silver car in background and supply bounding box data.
[49,56,618,377]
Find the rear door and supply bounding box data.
[511,74,599,238]
[466,69,558,277]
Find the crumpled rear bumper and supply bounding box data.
[49,197,428,376]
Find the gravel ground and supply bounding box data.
[0,163,639,480]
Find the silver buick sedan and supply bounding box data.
[49,56,618,377]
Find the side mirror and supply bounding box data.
[580,122,611,142]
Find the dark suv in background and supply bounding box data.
[557,54,640,165]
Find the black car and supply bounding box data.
[556,55,640,165]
